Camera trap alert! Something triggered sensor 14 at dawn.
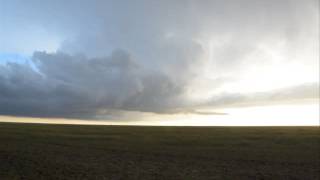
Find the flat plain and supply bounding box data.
[0,122,319,180]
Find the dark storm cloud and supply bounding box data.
[0,50,189,118]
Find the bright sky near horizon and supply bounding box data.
[0,0,319,125]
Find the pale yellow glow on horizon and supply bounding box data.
[0,103,318,126]
[157,104,319,126]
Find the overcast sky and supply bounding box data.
[0,0,319,123]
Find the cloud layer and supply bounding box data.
[0,0,319,119]
[0,50,190,118]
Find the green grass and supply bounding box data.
[0,122,319,179]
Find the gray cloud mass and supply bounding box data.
[0,50,189,118]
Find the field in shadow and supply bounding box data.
[0,123,319,179]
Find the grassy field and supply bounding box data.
[0,123,319,180]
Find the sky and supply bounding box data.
[0,0,319,125]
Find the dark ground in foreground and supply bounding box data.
[0,123,319,180]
